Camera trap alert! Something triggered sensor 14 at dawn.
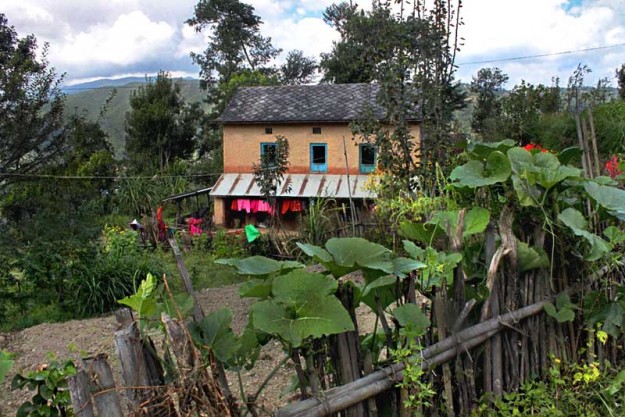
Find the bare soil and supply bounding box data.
[0,285,292,417]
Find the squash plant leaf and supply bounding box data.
[191,308,241,365]
[463,207,490,238]
[251,270,354,347]
[558,208,611,261]
[393,304,430,337]
[584,182,625,221]
[399,221,444,245]
[517,240,549,272]
[544,293,576,323]
[450,151,511,188]
[216,256,303,277]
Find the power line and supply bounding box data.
[457,43,625,66]
[1,172,220,180]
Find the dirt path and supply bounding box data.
[0,285,292,416]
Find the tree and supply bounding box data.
[280,50,318,85]
[337,0,465,191]
[616,63,625,100]
[470,67,509,140]
[187,0,280,87]
[125,71,204,173]
[0,14,65,189]
[320,3,396,84]
[501,79,561,144]
[252,135,290,225]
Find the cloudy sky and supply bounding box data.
[2,0,624,89]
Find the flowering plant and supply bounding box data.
[523,143,548,153]
[605,155,622,179]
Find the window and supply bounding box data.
[264,127,273,134]
[310,143,327,173]
[312,127,322,135]
[260,142,277,166]
[359,144,377,174]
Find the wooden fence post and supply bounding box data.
[67,370,95,417]
[114,320,164,411]
[82,354,124,417]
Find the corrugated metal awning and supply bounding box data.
[210,173,377,199]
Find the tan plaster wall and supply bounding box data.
[222,123,421,175]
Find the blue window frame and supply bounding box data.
[310,143,327,173]
[359,144,377,174]
[260,142,277,167]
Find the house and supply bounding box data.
[210,83,420,228]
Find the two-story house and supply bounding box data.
[210,83,420,228]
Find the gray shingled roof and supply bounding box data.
[218,83,391,124]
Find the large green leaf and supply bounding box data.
[557,147,583,165]
[296,242,333,263]
[450,151,511,188]
[507,147,534,174]
[462,207,490,238]
[216,256,303,276]
[558,208,611,261]
[191,309,241,364]
[604,226,625,245]
[359,275,398,311]
[533,152,582,189]
[239,278,273,299]
[587,302,624,338]
[466,139,516,159]
[399,221,444,245]
[544,293,576,323]
[251,271,354,347]
[584,182,625,217]
[516,240,549,272]
[393,304,431,337]
[118,273,158,317]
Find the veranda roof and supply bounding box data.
[210,173,377,199]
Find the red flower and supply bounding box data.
[523,143,548,153]
[605,156,622,178]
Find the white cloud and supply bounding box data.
[2,0,624,86]
[54,11,175,67]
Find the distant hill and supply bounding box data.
[63,78,208,155]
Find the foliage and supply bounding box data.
[11,358,76,417]
[473,359,625,417]
[252,135,290,224]
[280,50,318,85]
[187,0,280,87]
[0,13,66,190]
[0,350,13,384]
[617,63,625,100]
[470,67,509,140]
[125,71,205,173]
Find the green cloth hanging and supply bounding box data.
[245,224,261,242]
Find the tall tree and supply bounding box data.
[187,0,280,88]
[125,71,204,173]
[0,14,65,189]
[470,67,509,140]
[616,63,625,100]
[338,0,465,190]
[280,50,318,85]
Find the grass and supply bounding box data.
[161,249,248,292]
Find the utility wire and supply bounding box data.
[0,172,221,180]
[457,42,625,66]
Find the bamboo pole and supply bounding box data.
[277,299,548,417]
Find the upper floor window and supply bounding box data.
[260,142,277,167]
[312,127,322,135]
[359,144,377,174]
[265,127,273,134]
[310,143,327,173]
